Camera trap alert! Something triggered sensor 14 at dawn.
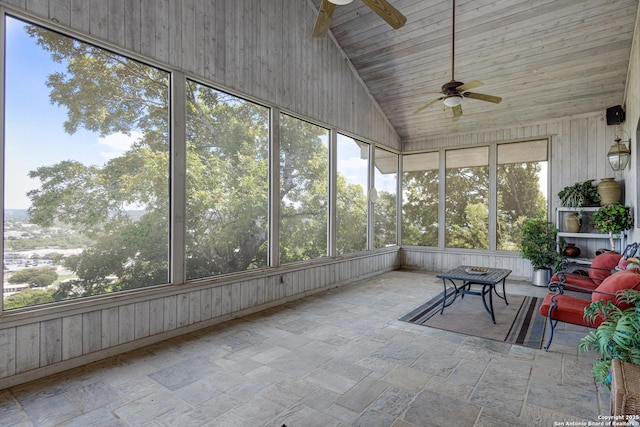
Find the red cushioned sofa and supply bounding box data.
[550,251,623,293]
[539,268,640,350]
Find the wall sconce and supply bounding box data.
[607,129,631,171]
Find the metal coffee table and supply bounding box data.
[436,266,512,324]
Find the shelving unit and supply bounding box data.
[556,206,626,261]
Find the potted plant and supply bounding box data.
[579,289,640,388]
[592,204,634,251]
[519,216,561,286]
[558,179,601,207]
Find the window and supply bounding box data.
[185,81,269,279]
[445,147,489,249]
[402,152,439,246]
[497,140,548,250]
[279,114,329,263]
[336,134,368,255]
[374,148,398,248]
[3,16,170,308]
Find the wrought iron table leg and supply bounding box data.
[440,278,459,315]
[480,283,496,324]
[493,278,509,306]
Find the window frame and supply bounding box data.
[0,10,398,314]
[401,138,550,252]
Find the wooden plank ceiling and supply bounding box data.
[309,0,639,145]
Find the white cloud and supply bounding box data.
[98,132,142,160]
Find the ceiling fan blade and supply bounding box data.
[361,0,407,29]
[312,0,336,37]
[464,92,502,104]
[452,104,463,117]
[457,80,483,92]
[413,97,444,114]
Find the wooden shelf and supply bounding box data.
[555,206,626,257]
[558,232,611,239]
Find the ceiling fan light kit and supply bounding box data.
[443,95,463,107]
[328,0,353,4]
[413,0,501,116]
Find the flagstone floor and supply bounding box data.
[1,270,607,426]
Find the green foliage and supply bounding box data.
[445,166,489,249]
[375,190,398,248]
[402,169,438,246]
[8,267,58,287]
[8,23,380,309]
[497,163,547,250]
[402,161,546,250]
[592,204,634,251]
[4,288,56,309]
[592,204,634,233]
[579,289,640,388]
[447,203,489,250]
[557,179,600,207]
[519,216,560,269]
[5,233,91,251]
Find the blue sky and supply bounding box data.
[3,16,395,210]
[4,16,132,209]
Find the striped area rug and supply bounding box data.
[400,288,546,349]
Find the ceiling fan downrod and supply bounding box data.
[451,0,456,82]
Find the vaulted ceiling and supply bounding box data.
[309,0,639,145]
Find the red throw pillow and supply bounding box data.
[589,252,623,281]
[592,269,640,304]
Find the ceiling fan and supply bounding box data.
[414,0,501,117]
[312,0,407,38]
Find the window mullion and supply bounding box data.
[171,72,187,284]
[489,144,498,251]
[269,108,280,268]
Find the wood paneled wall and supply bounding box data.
[621,4,640,245]
[0,0,639,390]
[0,0,400,149]
[0,0,401,389]
[0,250,399,388]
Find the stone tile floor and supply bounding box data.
[0,270,608,426]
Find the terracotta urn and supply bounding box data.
[564,212,581,233]
[597,178,621,205]
[562,243,581,257]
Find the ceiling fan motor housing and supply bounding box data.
[442,80,464,95]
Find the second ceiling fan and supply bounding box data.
[312,0,406,38]
[414,0,501,117]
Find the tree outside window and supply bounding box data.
[374,148,398,248]
[4,16,171,308]
[445,147,489,249]
[336,135,368,255]
[402,152,439,247]
[497,140,548,250]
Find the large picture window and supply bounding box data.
[185,81,269,279]
[279,114,329,263]
[3,16,170,308]
[336,134,368,255]
[445,147,489,249]
[402,152,439,246]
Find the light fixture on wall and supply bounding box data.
[607,129,631,171]
[328,0,354,4]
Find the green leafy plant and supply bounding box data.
[558,179,601,207]
[592,205,634,251]
[519,216,561,270]
[579,289,640,388]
